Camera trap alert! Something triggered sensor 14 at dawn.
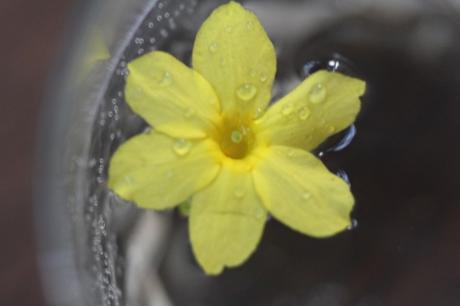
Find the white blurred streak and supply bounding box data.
[126,212,172,306]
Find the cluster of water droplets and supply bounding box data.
[273,54,360,231]
[71,3,368,305]
[173,138,192,156]
[73,1,212,305]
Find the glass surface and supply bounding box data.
[36,1,460,305]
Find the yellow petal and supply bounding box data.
[255,71,366,151]
[125,51,220,139]
[108,130,220,209]
[252,146,353,238]
[190,162,267,275]
[192,1,276,118]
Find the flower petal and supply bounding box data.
[189,162,267,275]
[255,71,366,151]
[192,1,276,117]
[108,130,220,209]
[126,51,221,139]
[252,146,354,238]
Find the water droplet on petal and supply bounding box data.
[159,71,173,86]
[287,149,295,157]
[337,169,351,185]
[328,124,357,152]
[234,187,245,199]
[255,207,265,219]
[131,88,144,98]
[281,104,293,116]
[123,176,134,184]
[173,139,192,156]
[254,107,264,119]
[225,26,233,33]
[302,192,312,201]
[209,42,218,53]
[298,106,311,120]
[184,107,195,118]
[236,83,257,101]
[231,130,243,144]
[328,59,340,71]
[246,21,254,30]
[347,218,358,230]
[309,83,327,104]
[260,75,267,83]
[328,126,336,133]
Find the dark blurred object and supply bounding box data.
[0,1,75,305]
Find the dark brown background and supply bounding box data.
[1,1,75,305]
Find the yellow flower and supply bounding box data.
[108,1,366,275]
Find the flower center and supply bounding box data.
[217,119,255,159]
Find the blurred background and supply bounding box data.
[1,0,75,305]
[3,1,460,306]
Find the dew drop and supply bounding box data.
[225,26,233,33]
[183,107,195,118]
[234,187,245,199]
[208,42,218,53]
[328,124,356,152]
[236,83,257,101]
[301,60,321,77]
[327,126,336,133]
[255,207,265,219]
[287,149,295,157]
[281,104,293,116]
[301,192,312,201]
[337,169,351,185]
[131,88,144,98]
[159,71,173,86]
[173,139,192,156]
[309,83,327,104]
[328,59,340,71]
[123,176,134,184]
[347,218,358,230]
[246,21,254,30]
[254,107,264,119]
[231,130,243,144]
[147,22,154,29]
[260,75,267,83]
[298,106,311,120]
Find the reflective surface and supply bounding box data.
[38,1,460,306]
